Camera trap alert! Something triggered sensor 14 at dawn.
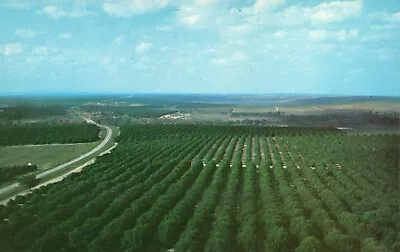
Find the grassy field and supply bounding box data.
[277,101,400,114]
[345,127,400,135]
[0,142,99,170]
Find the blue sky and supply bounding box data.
[0,0,399,96]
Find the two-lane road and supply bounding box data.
[0,119,113,195]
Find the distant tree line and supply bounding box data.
[0,165,38,182]
[0,124,100,146]
[82,105,178,118]
[283,111,399,127]
[18,174,40,188]
[229,110,399,128]
[231,111,285,117]
[0,105,67,121]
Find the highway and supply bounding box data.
[0,118,112,195]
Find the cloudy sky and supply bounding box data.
[0,0,399,95]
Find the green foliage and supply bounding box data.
[361,237,389,252]
[174,162,229,252]
[296,236,322,252]
[121,160,203,251]
[0,104,66,121]
[267,226,289,251]
[157,161,216,248]
[0,123,100,146]
[0,164,37,182]
[18,174,40,188]
[236,162,258,251]
[391,242,400,252]
[204,161,241,252]
[82,105,178,118]
[324,231,357,252]
[290,216,313,241]
[0,124,397,251]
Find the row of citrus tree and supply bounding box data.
[1,124,397,251]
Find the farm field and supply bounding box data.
[231,101,400,116]
[0,124,398,251]
[0,142,99,170]
[80,94,399,129]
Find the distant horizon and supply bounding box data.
[1,91,400,99]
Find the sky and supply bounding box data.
[0,0,399,96]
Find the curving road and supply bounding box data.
[0,118,112,195]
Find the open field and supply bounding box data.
[80,95,399,129]
[0,119,116,203]
[0,124,398,251]
[2,94,398,128]
[265,100,400,115]
[0,142,99,170]
[345,127,400,135]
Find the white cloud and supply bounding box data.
[102,56,111,65]
[101,56,119,75]
[135,42,153,54]
[113,35,124,45]
[26,56,43,65]
[315,43,337,54]
[179,14,201,26]
[4,0,96,10]
[32,46,48,55]
[172,57,193,66]
[384,11,400,22]
[160,46,168,52]
[336,29,358,41]
[276,0,363,26]
[156,25,172,31]
[102,0,218,27]
[76,0,96,7]
[243,0,285,14]
[203,48,218,54]
[310,0,363,23]
[360,30,393,43]
[15,28,36,38]
[176,1,220,28]
[195,0,217,7]
[220,24,251,37]
[274,30,286,38]
[370,24,399,31]
[210,58,227,65]
[119,57,127,64]
[308,29,359,41]
[102,0,175,17]
[182,0,364,44]
[377,48,396,61]
[308,30,327,41]
[231,51,248,61]
[1,43,24,56]
[57,33,72,39]
[39,5,94,19]
[3,0,32,9]
[210,51,248,65]
[134,56,153,70]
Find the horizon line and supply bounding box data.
[1,92,399,98]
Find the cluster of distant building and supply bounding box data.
[159,113,190,120]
